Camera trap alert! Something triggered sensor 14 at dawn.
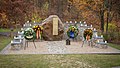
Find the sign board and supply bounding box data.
[53,17,58,35]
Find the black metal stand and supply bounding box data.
[24,40,36,50]
[82,40,93,47]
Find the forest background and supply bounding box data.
[0,0,120,44]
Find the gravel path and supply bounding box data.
[46,41,67,54]
[0,40,120,54]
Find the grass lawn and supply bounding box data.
[108,43,120,50]
[0,55,120,68]
[0,36,120,68]
[0,36,12,51]
[0,28,19,32]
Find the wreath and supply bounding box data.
[67,25,79,39]
[24,28,36,40]
[33,25,43,39]
[33,25,43,33]
[83,29,93,40]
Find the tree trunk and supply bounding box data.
[100,9,105,33]
[106,11,109,33]
[106,0,112,34]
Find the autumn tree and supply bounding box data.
[0,0,35,28]
[83,0,106,32]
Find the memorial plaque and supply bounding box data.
[53,17,58,35]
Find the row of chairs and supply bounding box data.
[11,22,38,50]
[11,31,24,50]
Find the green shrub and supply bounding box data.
[104,23,120,44]
[104,23,117,32]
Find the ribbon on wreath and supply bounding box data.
[33,25,43,40]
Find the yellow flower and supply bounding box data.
[33,26,36,28]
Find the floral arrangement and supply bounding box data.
[67,25,79,39]
[83,29,93,40]
[24,28,36,40]
[33,25,43,32]
[33,25,43,39]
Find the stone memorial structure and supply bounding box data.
[41,15,64,41]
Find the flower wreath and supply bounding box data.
[67,25,79,39]
[33,25,43,33]
[24,28,36,40]
[33,25,43,39]
[83,29,93,40]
